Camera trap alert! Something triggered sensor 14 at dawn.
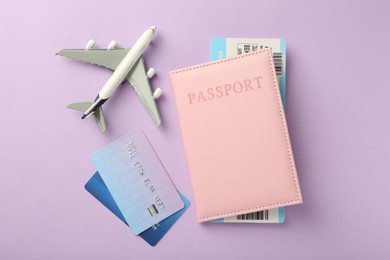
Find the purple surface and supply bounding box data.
[1,1,389,259]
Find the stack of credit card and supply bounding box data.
[85,129,190,246]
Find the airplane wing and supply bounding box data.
[56,49,130,70]
[126,58,161,127]
[58,48,161,127]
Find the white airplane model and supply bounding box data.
[57,25,162,133]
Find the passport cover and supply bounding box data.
[169,48,302,222]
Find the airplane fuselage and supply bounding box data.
[82,26,156,119]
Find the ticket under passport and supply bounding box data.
[210,38,287,223]
[90,129,184,234]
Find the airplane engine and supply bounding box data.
[85,39,95,50]
[153,88,162,99]
[107,40,117,50]
[147,68,156,79]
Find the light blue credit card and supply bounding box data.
[90,129,184,234]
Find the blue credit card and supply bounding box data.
[90,129,184,234]
[85,171,190,246]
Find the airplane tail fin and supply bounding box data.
[67,102,106,133]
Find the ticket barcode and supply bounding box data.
[273,52,283,77]
[237,210,269,220]
[236,43,283,77]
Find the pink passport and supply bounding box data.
[169,49,302,222]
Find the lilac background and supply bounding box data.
[1,0,389,259]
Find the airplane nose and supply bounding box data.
[150,25,157,33]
